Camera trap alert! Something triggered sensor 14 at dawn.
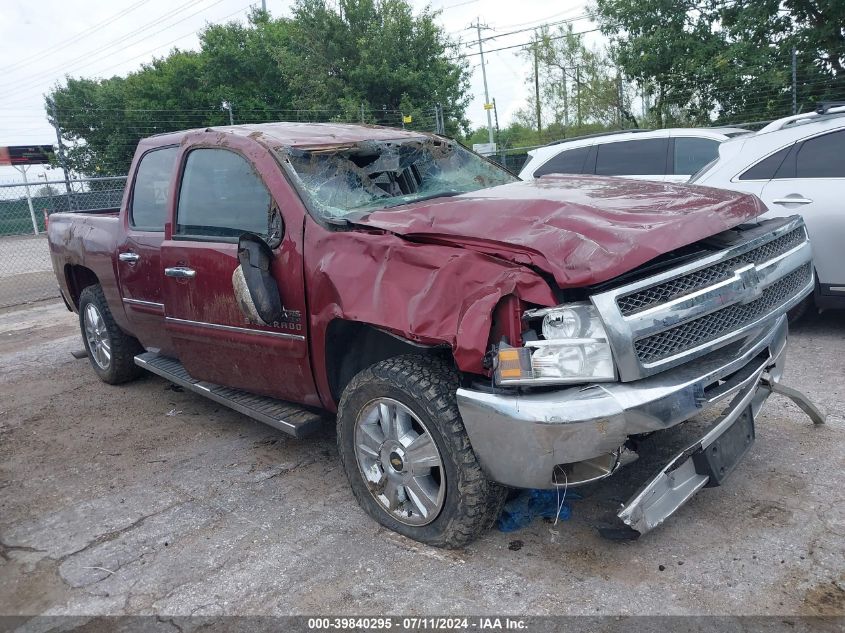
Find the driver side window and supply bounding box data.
[176,148,272,240]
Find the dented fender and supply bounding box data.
[305,224,557,405]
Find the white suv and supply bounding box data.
[518,128,748,183]
[692,105,845,313]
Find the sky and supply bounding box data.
[0,0,594,182]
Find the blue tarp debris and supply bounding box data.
[496,489,580,532]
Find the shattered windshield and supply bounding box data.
[276,138,517,220]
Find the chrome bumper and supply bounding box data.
[457,315,789,490]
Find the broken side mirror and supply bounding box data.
[266,205,283,250]
[232,232,284,326]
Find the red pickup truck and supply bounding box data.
[47,123,822,547]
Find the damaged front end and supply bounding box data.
[457,215,825,537]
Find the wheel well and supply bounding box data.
[325,320,449,403]
[64,264,99,308]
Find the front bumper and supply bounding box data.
[457,315,789,490]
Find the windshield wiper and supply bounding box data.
[380,190,465,209]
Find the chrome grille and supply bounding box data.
[633,263,812,364]
[590,216,814,381]
[617,226,807,316]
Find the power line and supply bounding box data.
[454,15,587,46]
[436,0,480,11]
[454,14,589,48]
[79,3,252,79]
[3,0,155,74]
[498,7,587,30]
[0,0,217,96]
[449,27,601,60]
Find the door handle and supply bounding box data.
[164,266,197,279]
[773,197,813,205]
[119,252,140,263]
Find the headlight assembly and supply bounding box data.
[494,302,616,386]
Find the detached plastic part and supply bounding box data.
[760,377,826,425]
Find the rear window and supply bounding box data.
[595,139,668,176]
[739,147,791,180]
[130,147,177,231]
[534,146,591,177]
[673,137,720,176]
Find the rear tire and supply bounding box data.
[78,284,143,385]
[337,355,506,548]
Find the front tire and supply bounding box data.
[337,355,506,548]
[78,284,143,384]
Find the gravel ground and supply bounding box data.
[0,300,843,617]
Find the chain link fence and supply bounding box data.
[0,176,126,308]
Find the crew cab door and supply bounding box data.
[760,129,845,289]
[116,145,178,354]
[160,142,319,406]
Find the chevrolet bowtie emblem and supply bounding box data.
[737,264,764,302]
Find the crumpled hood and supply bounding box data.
[356,175,767,287]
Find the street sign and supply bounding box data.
[472,142,497,155]
[483,103,494,110]
[0,145,54,166]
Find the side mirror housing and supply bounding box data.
[232,232,284,325]
[266,205,283,250]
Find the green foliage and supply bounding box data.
[284,0,467,133]
[531,25,635,129]
[483,25,637,148]
[593,0,845,125]
[47,2,468,175]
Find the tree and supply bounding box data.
[512,25,636,144]
[284,0,468,133]
[36,184,60,198]
[593,0,845,126]
[46,2,469,175]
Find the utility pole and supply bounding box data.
[435,103,446,135]
[575,65,582,128]
[617,72,623,128]
[14,165,39,235]
[46,96,74,209]
[533,41,541,141]
[562,68,568,136]
[792,47,798,115]
[261,0,266,11]
[472,18,495,146]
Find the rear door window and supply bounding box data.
[130,147,177,231]
[534,146,591,177]
[594,138,669,176]
[673,137,720,176]
[175,149,272,240]
[795,130,845,178]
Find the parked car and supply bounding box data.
[47,123,821,547]
[519,127,749,182]
[691,104,845,315]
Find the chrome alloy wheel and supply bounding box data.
[354,398,446,526]
[83,303,111,370]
